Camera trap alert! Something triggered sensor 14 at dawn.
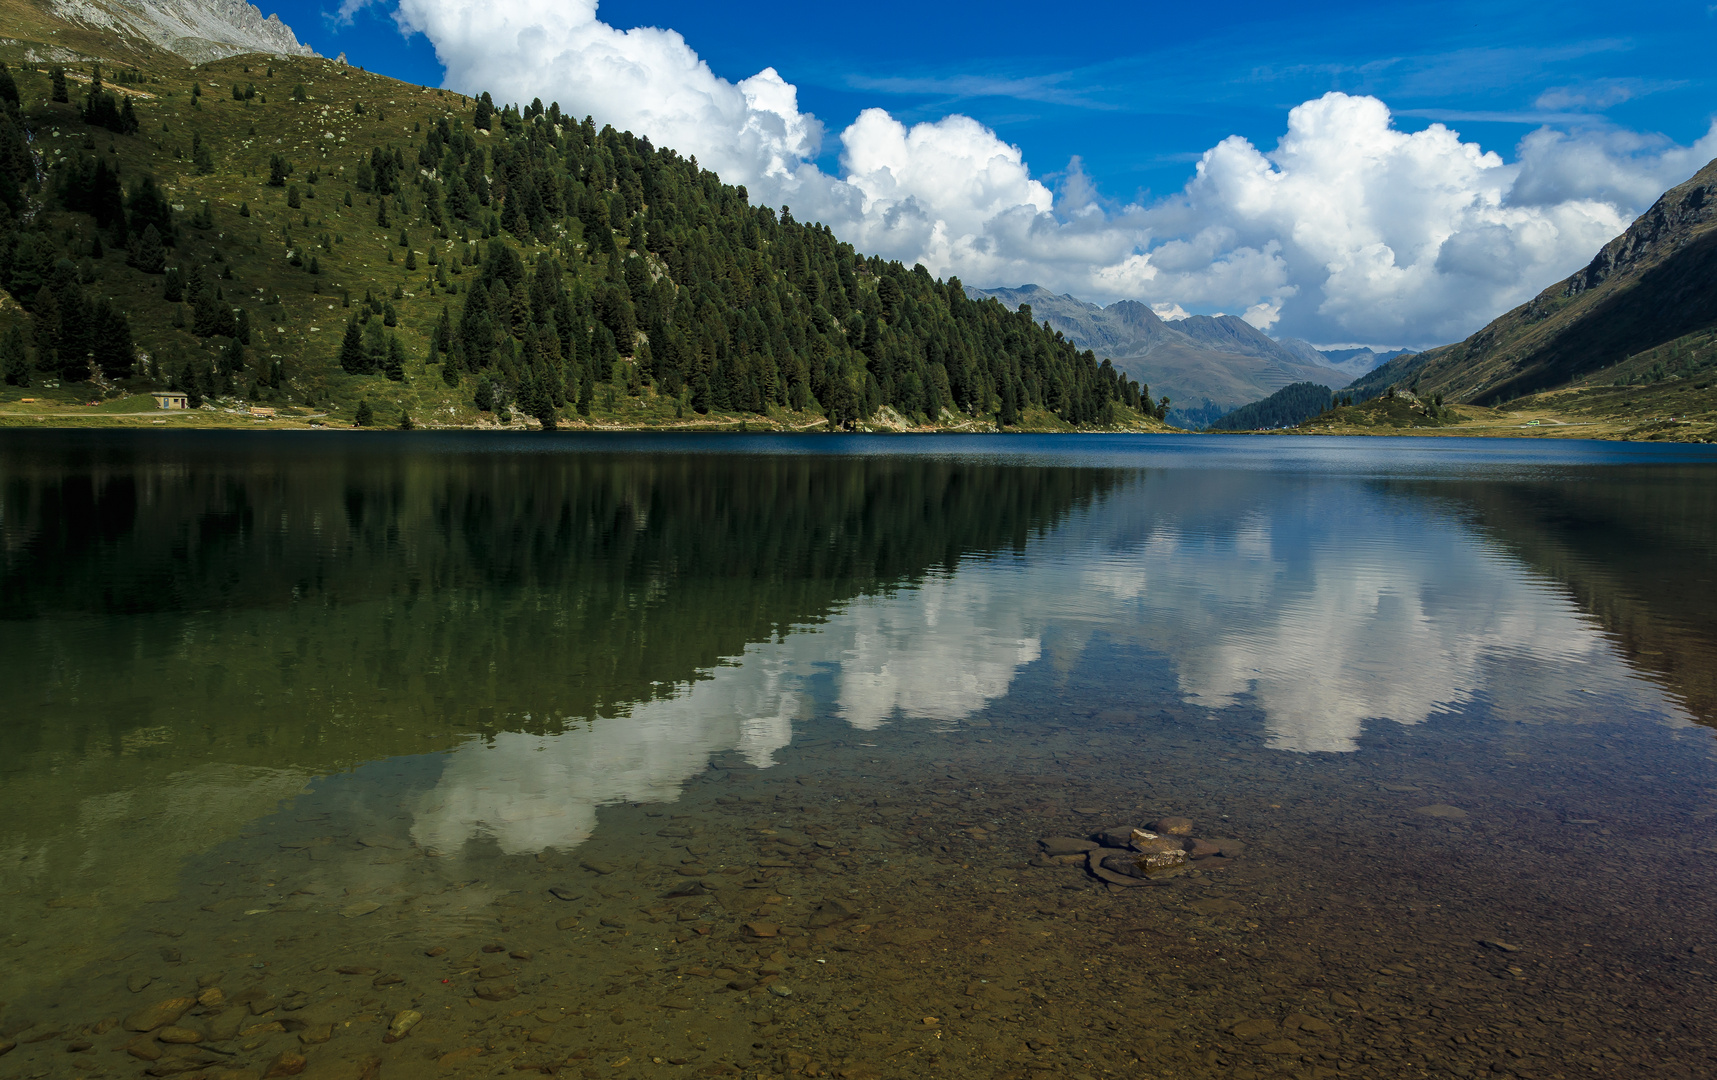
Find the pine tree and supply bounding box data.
[134,224,166,274]
[31,287,60,369]
[339,318,366,374]
[90,299,134,378]
[50,67,67,103]
[433,304,452,352]
[192,133,214,175]
[384,334,406,381]
[0,325,28,387]
[191,291,224,338]
[354,398,374,426]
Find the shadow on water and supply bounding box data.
[1414,467,1717,728]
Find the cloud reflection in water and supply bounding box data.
[413,478,1671,854]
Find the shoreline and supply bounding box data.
[3,404,1712,442]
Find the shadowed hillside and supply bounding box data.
[1349,156,1717,427]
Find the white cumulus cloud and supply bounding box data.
[391,0,1717,347]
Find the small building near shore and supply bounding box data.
[154,392,189,409]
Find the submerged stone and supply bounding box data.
[125,996,196,1033]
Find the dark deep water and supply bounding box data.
[3,430,1717,1080]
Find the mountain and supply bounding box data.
[1350,155,1717,408]
[0,12,1160,434]
[969,284,1353,427]
[44,0,313,63]
[1275,338,1406,381]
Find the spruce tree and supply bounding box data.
[1,325,28,386]
[577,358,594,416]
[354,398,374,426]
[135,224,166,274]
[31,287,60,369]
[90,299,134,378]
[338,318,366,374]
[192,133,214,175]
[384,334,406,381]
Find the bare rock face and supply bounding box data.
[48,0,316,62]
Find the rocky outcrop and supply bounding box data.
[1567,173,1714,297]
[48,0,315,62]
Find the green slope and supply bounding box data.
[0,9,1166,432]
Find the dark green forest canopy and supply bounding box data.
[1205,380,1338,431]
[424,99,1150,427]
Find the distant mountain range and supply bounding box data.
[45,0,313,63]
[1350,155,1717,407]
[967,284,1407,427]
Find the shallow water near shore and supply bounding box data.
[3,431,1717,1080]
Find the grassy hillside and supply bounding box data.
[0,10,1169,433]
[1288,389,1461,434]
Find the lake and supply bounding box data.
[2,430,1716,1080]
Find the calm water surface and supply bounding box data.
[3,431,1717,1080]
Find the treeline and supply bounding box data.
[347,94,1154,427]
[1205,381,1339,431]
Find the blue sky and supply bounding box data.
[287,0,1714,203]
[274,0,1717,346]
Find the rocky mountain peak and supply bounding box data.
[49,0,315,63]
[1567,157,1716,298]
